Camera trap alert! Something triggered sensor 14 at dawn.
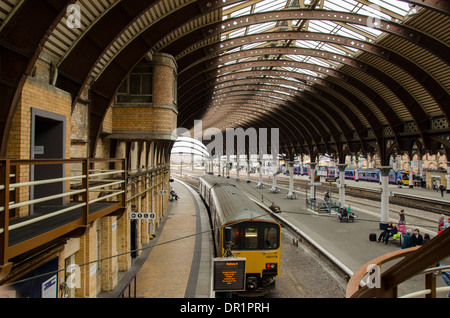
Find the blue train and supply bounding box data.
[281,165,410,186]
[326,167,410,186]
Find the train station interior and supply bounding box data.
[0,0,449,300]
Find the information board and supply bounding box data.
[213,257,246,292]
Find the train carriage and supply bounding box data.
[199,175,281,295]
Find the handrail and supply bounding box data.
[347,228,450,298]
[10,175,86,188]
[9,202,87,231]
[0,158,127,269]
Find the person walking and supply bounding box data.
[439,184,446,197]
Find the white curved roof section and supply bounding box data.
[171,136,210,157]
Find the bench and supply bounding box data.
[340,214,356,223]
[386,232,403,245]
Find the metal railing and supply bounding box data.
[306,198,340,213]
[0,158,126,270]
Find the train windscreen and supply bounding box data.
[226,222,279,250]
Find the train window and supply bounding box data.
[244,227,258,249]
[264,227,279,249]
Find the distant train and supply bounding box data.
[199,175,281,295]
[279,165,410,186]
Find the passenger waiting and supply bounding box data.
[402,229,413,249]
[377,221,398,244]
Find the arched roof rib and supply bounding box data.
[178,69,366,136]
[177,30,448,120]
[179,45,430,125]
[0,0,449,160]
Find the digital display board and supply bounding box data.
[213,257,246,292]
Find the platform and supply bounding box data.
[217,175,450,298]
[275,173,450,203]
[100,179,214,298]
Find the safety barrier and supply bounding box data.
[0,158,126,280]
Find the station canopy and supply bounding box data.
[0,0,449,163]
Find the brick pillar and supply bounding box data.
[100,216,118,291]
[75,223,97,298]
[117,205,131,271]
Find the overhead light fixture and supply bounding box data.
[407,4,419,16]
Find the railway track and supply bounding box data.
[173,170,449,216]
[173,171,449,297]
[173,175,348,296]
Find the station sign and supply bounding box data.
[213,257,246,292]
[326,177,337,182]
[130,212,156,220]
[158,190,168,195]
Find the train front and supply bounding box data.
[222,219,281,295]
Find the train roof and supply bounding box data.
[200,175,276,225]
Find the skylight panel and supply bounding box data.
[229,6,251,18]
[308,20,337,34]
[323,0,357,12]
[320,43,347,55]
[348,23,383,37]
[356,4,391,21]
[228,27,247,39]
[370,0,410,16]
[294,40,321,50]
[247,22,277,35]
[285,54,308,62]
[305,56,330,67]
[253,0,286,13]
[335,25,366,41]
[325,0,358,12]
[242,42,266,50]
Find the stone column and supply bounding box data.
[309,162,317,199]
[337,164,347,207]
[287,161,295,199]
[379,166,391,230]
[409,159,414,188]
[446,161,450,193]
[236,156,240,180]
[247,159,251,183]
[270,159,278,192]
[256,159,264,189]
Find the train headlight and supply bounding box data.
[265,263,277,270]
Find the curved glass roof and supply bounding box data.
[200,0,416,130]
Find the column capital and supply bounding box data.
[308,162,317,169]
[378,166,391,176]
[337,163,347,172]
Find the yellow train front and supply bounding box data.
[199,175,281,295]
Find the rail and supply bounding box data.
[0,158,126,279]
[346,228,450,298]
